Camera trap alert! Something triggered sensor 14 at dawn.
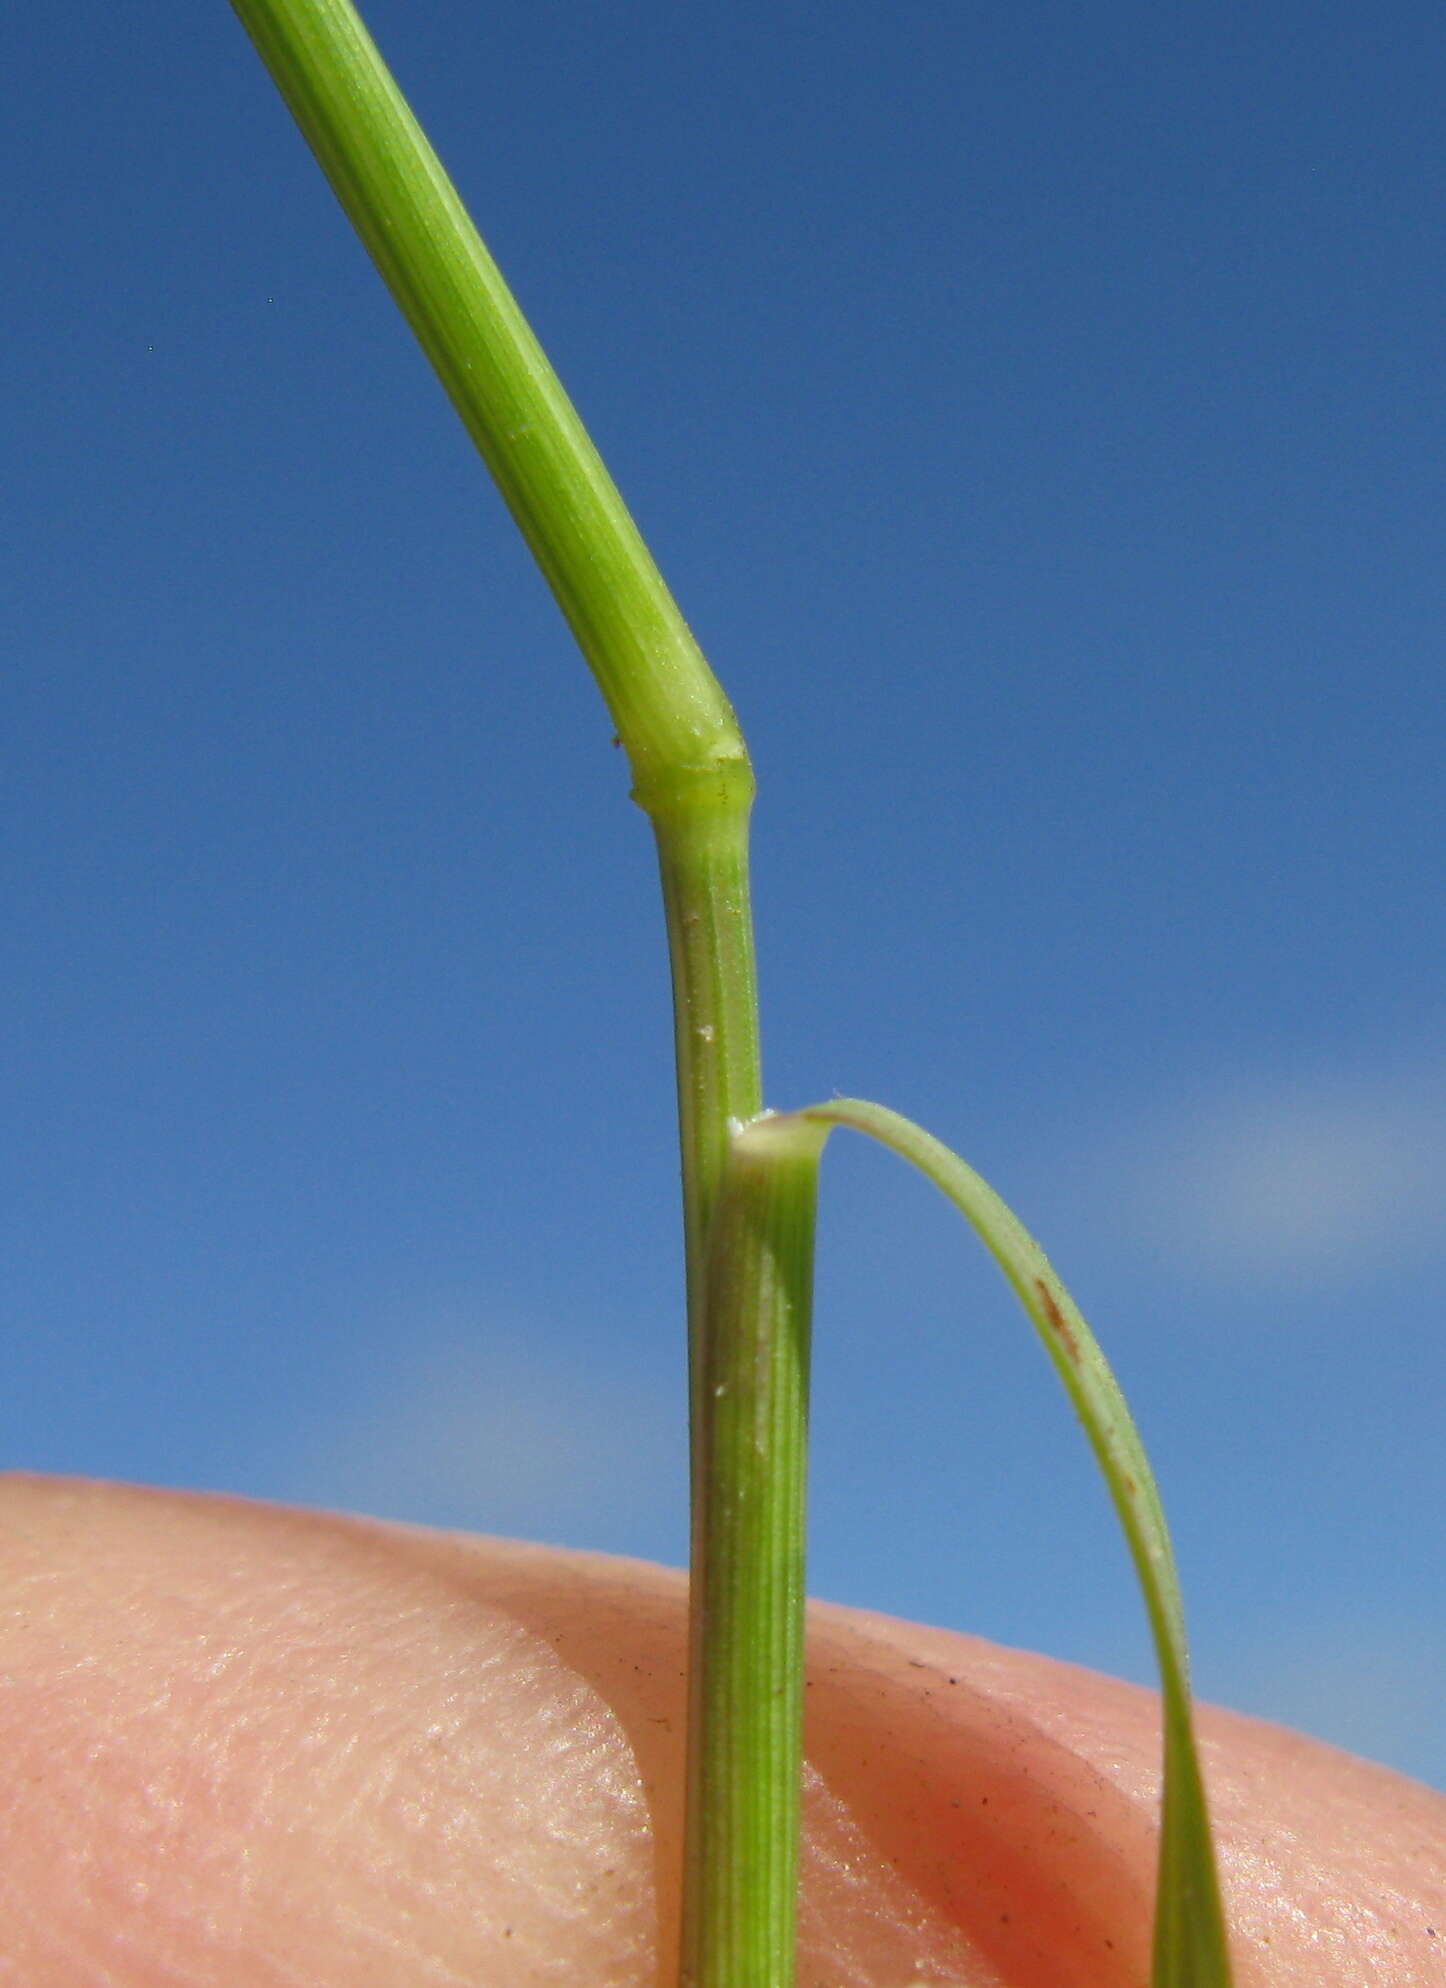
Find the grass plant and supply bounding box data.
[225,3,1236,1982]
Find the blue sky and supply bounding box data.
[8,1,1445,1790]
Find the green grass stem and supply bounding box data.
[225,4,775,1980]
[684,1114,824,1988]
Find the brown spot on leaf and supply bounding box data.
[1034,1278,1080,1361]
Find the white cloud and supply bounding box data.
[276,1313,686,1551]
[1078,1044,1446,1288]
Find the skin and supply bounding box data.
[0,1474,1441,1987]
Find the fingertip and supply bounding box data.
[1,1474,1442,1986]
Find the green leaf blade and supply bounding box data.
[735,1098,1236,1988]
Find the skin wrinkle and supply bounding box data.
[399,1532,1160,1985]
[425,1542,686,1988]
[793,1628,1154,1988]
[305,1604,656,1982]
[475,1561,995,1988]
[0,1475,1444,1986]
[794,1758,1017,1988]
[934,1624,1446,1983]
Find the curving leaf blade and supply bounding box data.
[737,1099,1235,1988]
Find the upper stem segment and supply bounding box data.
[227,0,749,805]
[226,0,765,1342]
